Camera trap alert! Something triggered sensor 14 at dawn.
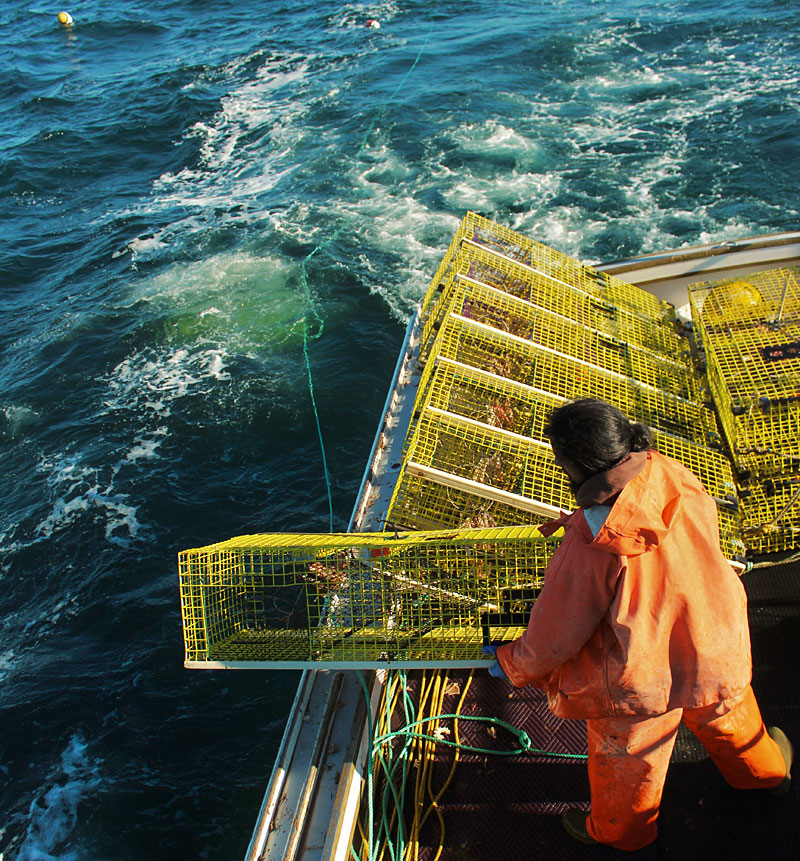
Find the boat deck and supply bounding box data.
[396,554,800,860]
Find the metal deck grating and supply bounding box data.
[366,554,800,860]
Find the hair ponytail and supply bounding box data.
[629,422,651,453]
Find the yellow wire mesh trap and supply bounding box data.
[453,277,690,387]
[393,407,573,519]
[420,238,684,363]
[689,268,800,552]
[738,477,800,555]
[689,269,800,461]
[419,212,674,328]
[179,527,558,667]
[387,471,550,532]
[393,357,744,557]
[416,312,717,444]
[389,215,744,566]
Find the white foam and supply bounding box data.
[333,1,400,29]
[125,428,167,463]
[323,169,461,319]
[15,734,102,861]
[0,648,14,682]
[34,455,142,544]
[111,230,164,263]
[1,404,39,439]
[123,250,302,348]
[449,120,544,172]
[584,64,667,94]
[103,346,232,419]
[115,52,320,248]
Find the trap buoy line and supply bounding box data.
[297,19,435,532]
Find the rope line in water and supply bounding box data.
[296,20,435,532]
[302,318,335,531]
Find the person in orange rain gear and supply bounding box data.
[487,398,793,851]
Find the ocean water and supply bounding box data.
[1,0,798,857]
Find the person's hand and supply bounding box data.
[482,645,508,679]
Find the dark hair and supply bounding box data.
[543,398,650,476]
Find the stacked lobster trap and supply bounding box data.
[389,212,742,560]
[179,213,786,668]
[689,268,800,554]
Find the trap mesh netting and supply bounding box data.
[179,527,558,667]
[689,267,800,554]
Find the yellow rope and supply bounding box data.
[422,671,474,827]
[418,671,474,860]
[357,669,478,860]
[408,671,436,858]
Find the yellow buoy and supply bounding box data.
[730,282,762,307]
[58,11,74,27]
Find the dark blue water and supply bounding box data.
[2,1,798,857]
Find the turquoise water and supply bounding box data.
[1,1,798,857]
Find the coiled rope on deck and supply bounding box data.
[352,669,587,861]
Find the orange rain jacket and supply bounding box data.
[497,450,752,719]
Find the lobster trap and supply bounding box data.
[179,527,558,668]
[420,212,674,332]
[388,419,743,557]
[416,312,718,445]
[690,267,800,552]
[690,268,800,467]
[738,476,800,555]
[391,406,573,525]
[462,277,688,385]
[386,468,552,532]
[420,238,684,363]
[396,356,743,557]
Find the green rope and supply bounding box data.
[372,713,588,759]
[296,19,434,533]
[302,315,335,532]
[356,671,376,861]
[355,25,433,157]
